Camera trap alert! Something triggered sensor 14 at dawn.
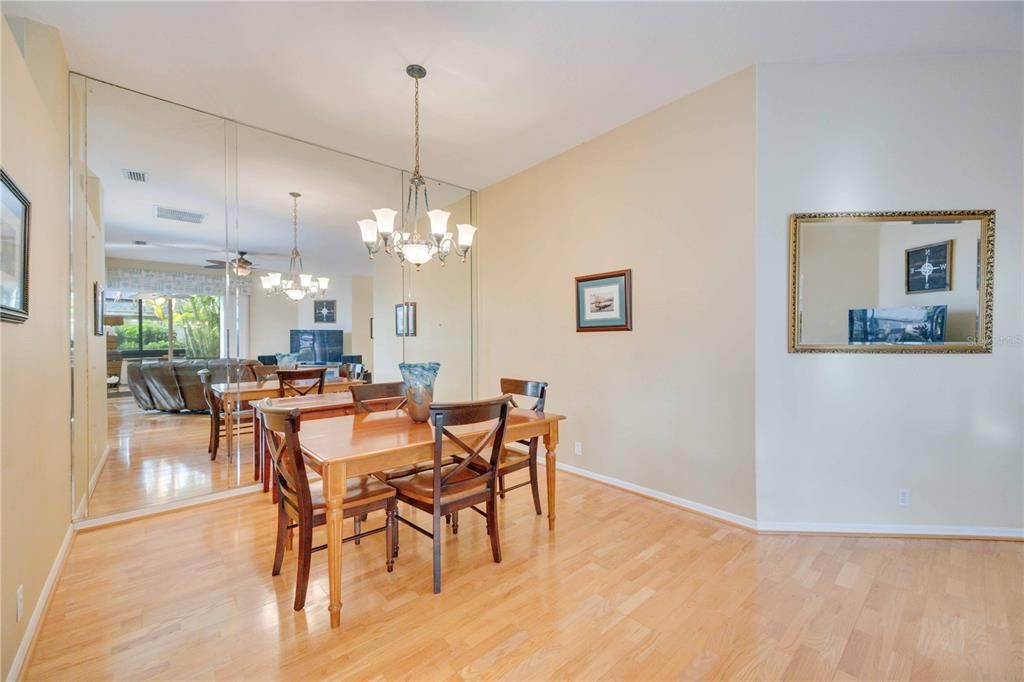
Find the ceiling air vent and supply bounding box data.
[121,168,148,183]
[154,206,205,224]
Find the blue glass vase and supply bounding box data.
[399,362,440,423]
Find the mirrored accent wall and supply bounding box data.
[69,74,477,521]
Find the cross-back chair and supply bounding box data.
[388,395,512,593]
[350,381,407,413]
[252,364,278,382]
[275,367,328,397]
[257,399,397,611]
[198,368,254,461]
[496,378,548,514]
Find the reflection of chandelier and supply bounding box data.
[260,192,329,301]
[357,65,477,271]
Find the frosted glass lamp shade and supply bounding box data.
[403,242,432,265]
[372,208,397,235]
[285,287,306,301]
[358,219,378,244]
[299,273,313,287]
[268,272,282,287]
[427,209,450,237]
[260,275,273,289]
[317,276,330,291]
[456,224,477,247]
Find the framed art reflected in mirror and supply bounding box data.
[1,169,31,323]
[789,210,994,353]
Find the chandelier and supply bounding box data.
[357,64,477,271]
[260,192,329,301]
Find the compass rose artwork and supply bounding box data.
[314,299,337,323]
[905,240,952,294]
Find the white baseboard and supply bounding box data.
[544,460,1022,541]
[6,525,75,682]
[87,445,111,498]
[73,483,262,531]
[545,460,758,530]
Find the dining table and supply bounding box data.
[265,406,565,628]
[210,377,363,463]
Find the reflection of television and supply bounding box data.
[289,329,344,363]
[848,306,947,344]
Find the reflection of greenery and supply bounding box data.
[116,319,169,350]
[150,295,220,358]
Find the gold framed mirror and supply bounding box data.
[789,210,994,353]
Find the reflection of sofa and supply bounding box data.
[126,359,263,412]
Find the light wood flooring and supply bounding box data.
[28,468,1024,680]
[87,398,255,517]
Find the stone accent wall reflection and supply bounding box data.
[107,266,251,298]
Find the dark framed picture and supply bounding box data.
[395,302,417,337]
[1,169,31,323]
[576,269,632,332]
[314,299,337,323]
[906,240,952,293]
[369,316,374,340]
[93,282,105,336]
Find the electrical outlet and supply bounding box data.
[574,441,583,456]
[16,584,23,623]
[898,488,911,507]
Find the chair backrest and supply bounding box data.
[252,365,278,382]
[350,381,407,414]
[499,378,548,412]
[256,399,314,518]
[197,368,218,413]
[276,367,328,397]
[340,362,365,380]
[427,396,512,507]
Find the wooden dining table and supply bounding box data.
[210,377,363,460]
[275,406,565,628]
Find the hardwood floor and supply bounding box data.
[29,470,1023,680]
[87,397,254,517]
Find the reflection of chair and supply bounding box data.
[495,378,548,515]
[259,402,397,611]
[198,368,254,461]
[275,367,327,397]
[389,396,512,593]
[252,365,278,382]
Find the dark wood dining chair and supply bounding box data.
[496,378,548,515]
[351,381,407,413]
[198,368,254,461]
[252,365,278,382]
[388,395,512,594]
[258,400,398,611]
[275,367,327,397]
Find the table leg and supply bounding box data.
[324,462,347,628]
[224,396,234,456]
[253,412,262,481]
[544,422,559,531]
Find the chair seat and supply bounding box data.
[372,457,455,482]
[306,475,396,509]
[389,464,489,505]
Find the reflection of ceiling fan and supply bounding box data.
[205,251,261,276]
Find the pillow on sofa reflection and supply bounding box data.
[276,353,299,369]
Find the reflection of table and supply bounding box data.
[288,408,564,628]
[210,378,362,466]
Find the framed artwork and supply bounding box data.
[314,299,337,323]
[906,240,952,293]
[848,305,947,345]
[395,302,417,337]
[370,316,374,340]
[1,169,31,323]
[576,269,632,332]
[93,282,105,336]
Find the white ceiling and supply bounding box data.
[8,1,1022,191]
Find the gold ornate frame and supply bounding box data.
[788,210,995,354]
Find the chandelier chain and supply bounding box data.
[413,77,421,177]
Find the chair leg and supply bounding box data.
[386,501,396,572]
[285,527,294,551]
[452,510,459,534]
[207,415,215,454]
[529,457,542,516]
[445,514,451,525]
[432,509,442,594]
[272,503,288,576]
[499,474,506,499]
[354,514,362,545]
[488,495,502,563]
[294,523,313,611]
[210,415,220,461]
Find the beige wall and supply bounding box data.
[351,275,373,370]
[0,17,71,677]
[477,68,758,520]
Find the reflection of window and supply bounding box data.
[106,295,221,358]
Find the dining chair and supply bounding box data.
[252,365,278,382]
[275,367,328,397]
[495,378,548,515]
[351,381,407,413]
[258,400,398,611]
[198,368,254,461]
[388,395,512,594]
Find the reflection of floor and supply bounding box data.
[29,471,1024,679]
[87,397,255,517]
